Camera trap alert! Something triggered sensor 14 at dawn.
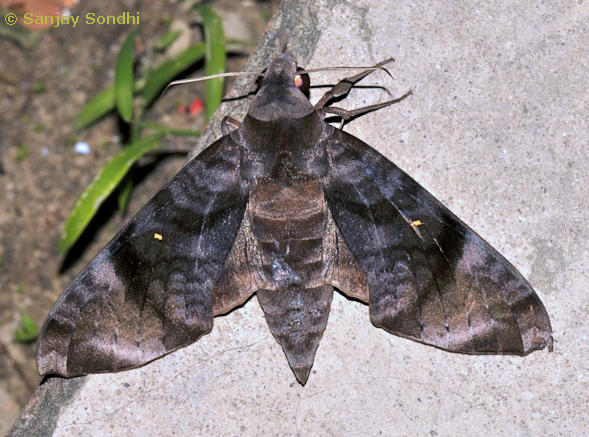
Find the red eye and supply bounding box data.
[294,67,310,93]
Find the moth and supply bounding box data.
[37,52,552,385]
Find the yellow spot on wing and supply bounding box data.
[411,220,422,227]
[154,233,163,240]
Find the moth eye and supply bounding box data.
[294,67,310,93]
[294,75,304,87]
[256,68,268,90]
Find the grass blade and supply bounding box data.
[137,121,201,137]
[72,86,116,132]
[143,43,206,108]
[74,42,206,132]
[117,174,134,215]
[58,133,165,253]
[72,81,145,132]
[198,5,226,121]
[14,314,40,343]
[156,29,182,50]
[115,27,141,122]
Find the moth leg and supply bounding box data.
[325,90,413,124]
[314,58,394,110]
[222,116,241,135]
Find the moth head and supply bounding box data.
[246,52,317,122]
[257,66,310,97]
[255,53,310,97]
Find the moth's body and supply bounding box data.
[212,62,368,380]
[37,53,552,385]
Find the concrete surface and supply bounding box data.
[9,0,588,435]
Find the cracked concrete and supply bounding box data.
[9,0,589,435]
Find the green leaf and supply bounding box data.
[58,133,165,254]
[198,5,226,121]
[117,174,134,216]
[156,29,182,50]
[142,43,206,108]
[72,86,116,132]
[136,121,201,137]
[72,80,145,132]
[14,314,40,343]
[115,27,141,122]
[74,41,206,132]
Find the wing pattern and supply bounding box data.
[323,129,552,355]
[37,135,249,377]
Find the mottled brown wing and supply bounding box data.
[37,135,249,377]
[323,129,552,355]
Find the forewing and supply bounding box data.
[37,135,249,377]
[323,129,552,355]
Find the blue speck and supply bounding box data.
[75,142,90,154]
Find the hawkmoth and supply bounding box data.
[37,52,552,385]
